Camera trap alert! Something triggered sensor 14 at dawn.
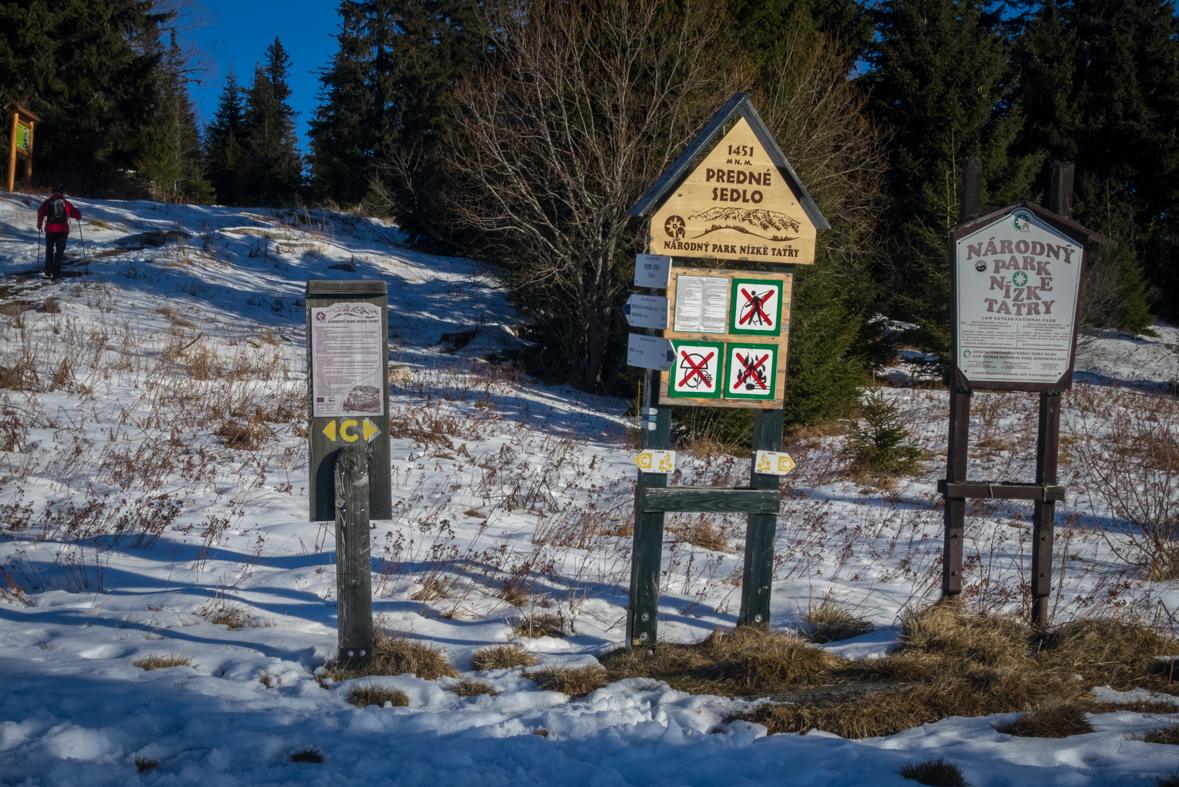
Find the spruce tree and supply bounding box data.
[865,0,1041,367]
[238,38,304,206]
[1011,0,1178,332]
[0,0,167,190]
[205,70,245,205]
[139,34,212,203]
[308,3,372,205]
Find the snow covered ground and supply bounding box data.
[0,192,1176,785]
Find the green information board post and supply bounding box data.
[305,280,392,664]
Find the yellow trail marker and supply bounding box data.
[634,450,676,473]
[754,450,795,476]
[362,418,379,441]
[322,421,337,442]
[340,419,359,442]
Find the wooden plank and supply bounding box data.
[1032,390,1062,627]
[335,444,374,667]
[739,407,784,627]
[937,481,1066,502]
[643,487,780,514]
[942,387,971,597]
[961,158,983,220]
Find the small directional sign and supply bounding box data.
[754,450,795,475]
[627,334,674,371]
[322,417,381,443]
[634,450,675,473]
[624,294,669,330]
[634,254,672,289]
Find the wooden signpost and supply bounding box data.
[6,103,40,192]
[305,280,393,665]
[939,161,1114,628]
[624,93,828,649]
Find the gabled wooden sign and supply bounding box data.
[630,93,828,265]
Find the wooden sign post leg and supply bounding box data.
[335,443,374,667]
[739,407,784,627]
[1031,391,1061,628]
[626,369,671,651]
[7,111,17,193]
[943,387,971,599]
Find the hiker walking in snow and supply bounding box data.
[36,189,82,280]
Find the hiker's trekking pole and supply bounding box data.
[77,218,88,272]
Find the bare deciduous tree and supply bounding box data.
[444,0,732,391]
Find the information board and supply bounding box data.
[311,301,385,417]
[953,208,1085,389]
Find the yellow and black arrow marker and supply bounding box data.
[322,417,381,443]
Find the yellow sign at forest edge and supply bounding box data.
[649,118,817,265]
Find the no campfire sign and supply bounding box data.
[669,341,724,399]
[725,344,778,401]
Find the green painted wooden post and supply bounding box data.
[335,443,373,666]
[739,407,784,627]
[626,369,671,651]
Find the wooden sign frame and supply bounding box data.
[658,267,792,409]
[6,102,40,192]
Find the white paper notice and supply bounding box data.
[955,209,1084,386]
[673,275,730,334]
[311,301,384,417]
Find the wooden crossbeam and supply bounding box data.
[937,480,1065,502]
[642,486,781,514]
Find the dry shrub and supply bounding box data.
[1159,772,1179,787]
[327,628,460,682]
[216,418,268,451]
[526,665,608,697]
[348,684,409,708]
[451,679,498,697]
[496,581,529,607]
[39,297,60,314]
[472,644,537,671]
[0,357,39,391]
[290,746,324,764]
[133,654,195,671]
[198,597,253,630]
[898,758,969,787]
[668,519,733,553]
[801,595,874,643]
[134,755,158,773]
[513,613,566,639]
[602,626,844,696]
[994,700,1094,738]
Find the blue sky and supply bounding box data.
[189,0,342,148]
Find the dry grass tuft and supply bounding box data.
[290,746,325,763]
[513,613,566,639]
[451,679,498,697]
[347,684,409,709]
[1144,723,1179,745]
[898,758,969,787]
[801,596,874,644]
[670,520,733,552]
[526,665,608,697]
[472,644,538,671]
[602,625,845,696]
[134,755,159,773]
[728,604,1179,739]
[133,653,196,671]
[327,627,460,682]
[496,581,529,607]
[411,578,451,601]
[258,671,282,689]
[897,601,1030,667]
[994,700,1094,738]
